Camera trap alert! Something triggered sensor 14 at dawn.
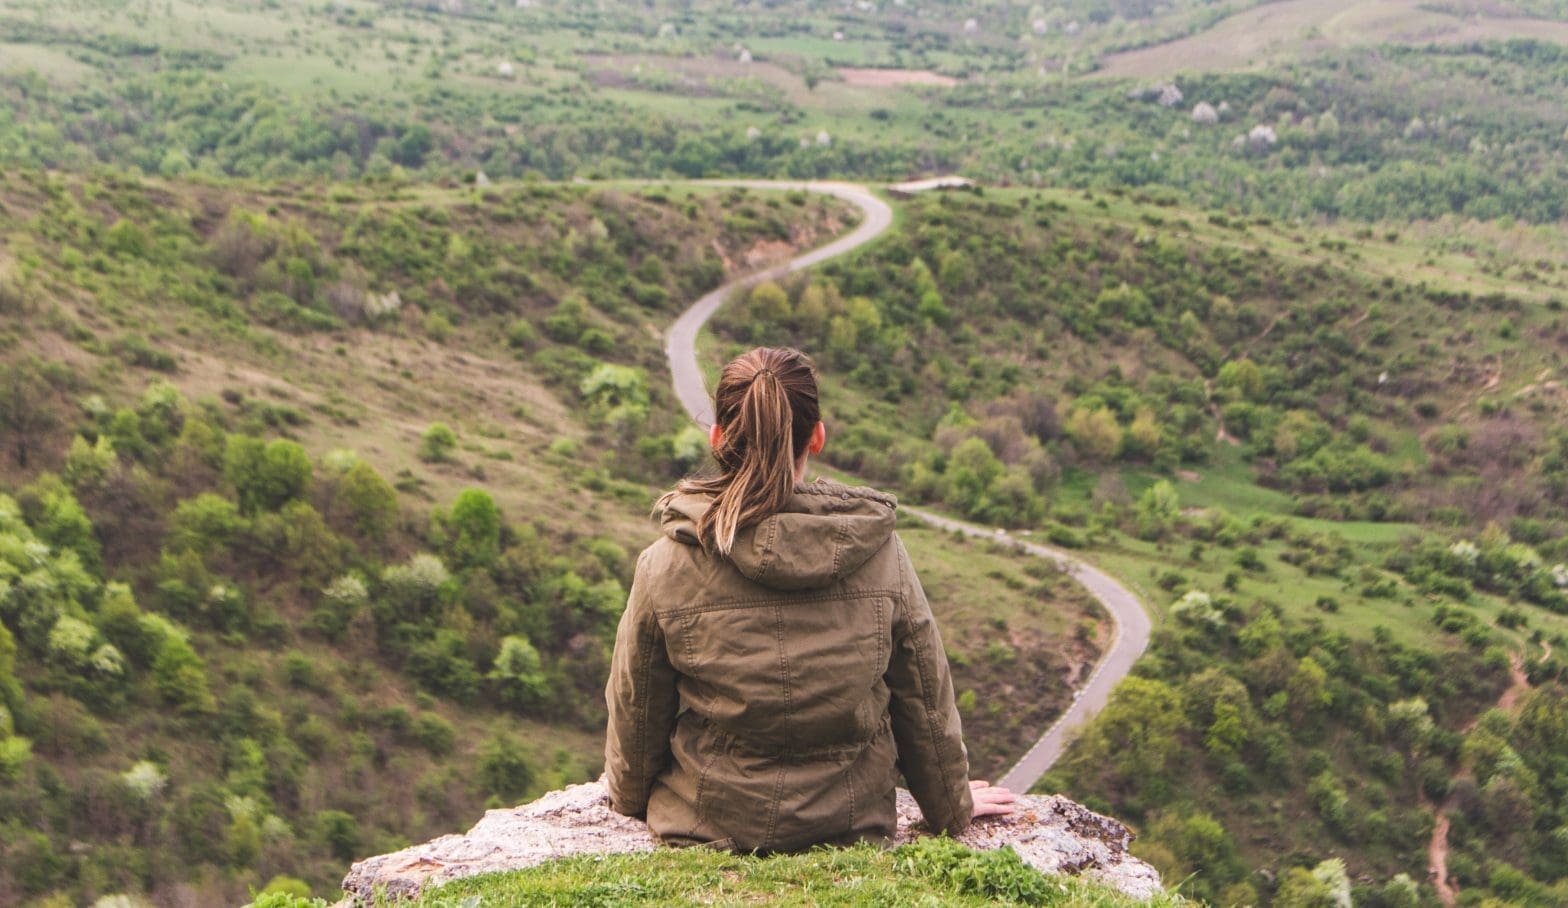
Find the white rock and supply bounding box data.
[1192,101,1218,124]
[340,781,1165,903]
[738,48,752,63]
[816,129,831,147]
[497,61,514,77]
[746,125,762,140]
[963,17,979,34]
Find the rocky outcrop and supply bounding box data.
[340,780,1162,903]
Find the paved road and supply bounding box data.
[660,180,1151,794]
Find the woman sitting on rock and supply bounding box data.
[605,346,1014,853]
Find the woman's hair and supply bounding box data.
[676,346,820,556]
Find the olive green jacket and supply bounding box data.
[604,479,974,853]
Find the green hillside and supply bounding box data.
[707,186,1568,903]
[4,1,1568,221]
[0,173,1102,904]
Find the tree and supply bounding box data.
[579,365,649,435]
[1058,676,1186,800]
[478,733,535,802]
[748,280,790,325]
[224,436,313,513]
[1135,480,1180,540]
[488,634,549,708]
[165,492,246,557]
[1066,406,1123,463]
[331,460,398,540]
[946,437,1003,516]
[0,359,56,468]
[1216,358,1264,402]
[448,488,501,568]
[314,810,360,862]
[1288,656,1333,716]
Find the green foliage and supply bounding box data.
[19,475,101,575]
[896,836,1067,904]
[63,434,117,490]
[579,364,650,433]
[478,733,536,803]
[166,493,246,556]
[488,635,549,708]
[225,436,313,513]
[418,423,458,463]
[148,618,216,715]
[446,489,501,569]
[330,460,399,541]
[313,810,359,863]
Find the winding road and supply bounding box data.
[660,180,1153,793]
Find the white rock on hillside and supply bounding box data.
[339,780,1163,903]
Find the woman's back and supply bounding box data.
[604,478,975,852]
[604,346,1005,853]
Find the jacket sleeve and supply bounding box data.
[603,549,680,819]
[884,534,975,835]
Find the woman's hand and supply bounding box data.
[970,780,1016,819]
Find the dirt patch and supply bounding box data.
[1176,469,1202,482]
[837,67,959,87]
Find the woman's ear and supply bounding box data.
[807,421,826,455]
[709,423,724,452]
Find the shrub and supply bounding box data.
[149,621,216,714]
[413,712,456,755]
[405,630,480,702]
[225,436,313,513]
[0,734,33,780]
[165,492,246,555]
[419,423,458,463]
[447,488,501,568]
[478,733,535,802]
[488,635,549,708]
[314,810,360,862]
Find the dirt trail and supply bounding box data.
[658,180,1151,794]
[1427,652,1533,905]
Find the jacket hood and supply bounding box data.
[658,479,898,591]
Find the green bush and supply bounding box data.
[314,809,360,862]
[478,733,535,803]
[413,711,456,755]
[419,423,458,463]
[224,436,313,513]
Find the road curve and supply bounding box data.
[660,179,1152,793]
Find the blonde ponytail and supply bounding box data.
[677,348,820,556]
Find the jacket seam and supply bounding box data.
[630,610,656,810]
[775,603,794,728]
[757,517,780,582]
[764,763,786,850]
[795,481,898,508]
[845,763,857,832]
[661,588,900,618]
[692,745,724,837]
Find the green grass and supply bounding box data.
[403,840,1182,907]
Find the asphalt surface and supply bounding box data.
[660,180,1151,794]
